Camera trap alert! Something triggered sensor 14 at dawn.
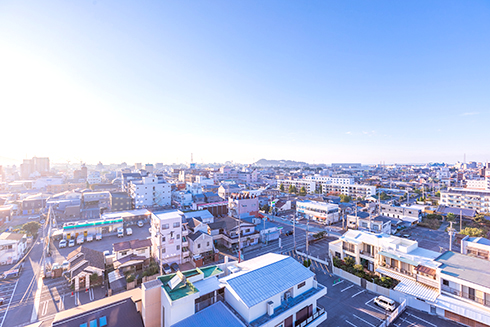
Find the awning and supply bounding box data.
[416,265,436,277]
[376,267,439,302]
[378,251,419,267]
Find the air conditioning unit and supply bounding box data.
[284,291,291,300]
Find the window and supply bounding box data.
[173,222,180,228]
[297,281,306,289]
[198,244,201,249]
[177,245,180,250]
[162,247,166,254]
[207,242,210,247]
[177,234,180,239]
[161,236,166,242]
[89,320,97,327]
[442,279,449,286]
[162,224,169,230]
[99,316,107,327]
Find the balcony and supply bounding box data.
[416,274,439,289]
[359,250,374,258]
[442,286,490,308]
[296,307,326,327]
[380,263,415,278]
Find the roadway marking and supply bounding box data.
[400,317,417,326]
[341,285,354,292]
[41,300,49,316]
[74,292,79,306]
[365,302,386,314]
[89,288,94,301]
[345,320,358,327]
[30,259,46,323]
[407,313,437,327]
[0,279,19,327]
[59,295,64,311]
[352,314,377,327]
[333,280,344,286]
[365,297,376,305]
[351,290,365,298]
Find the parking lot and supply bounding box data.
[401,224,460,253]
[0,278,19,325]
[49,221,151,264]
[393,308,463,327]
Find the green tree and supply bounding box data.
[23,221,41,238]
[318,184,323,194]
[446,212,455,222]
[340,194,352,203]
[279,183,285,192]
[288,184,294,194]
[379,192,390,201]
[460,227,486,237]
[299,186,307,196]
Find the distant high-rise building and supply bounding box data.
[145,164,154,173]
[135,163,142,170]
[20,157,50,178]
[74,164,88,180]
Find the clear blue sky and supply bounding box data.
[1,1,489,165]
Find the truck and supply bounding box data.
[117,228,124,238]
[96,233,102,241]
[86,234,93,242]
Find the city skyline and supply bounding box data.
[1,1,489,165]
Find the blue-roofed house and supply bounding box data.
[461,235,490,260]
[141,253,327,327]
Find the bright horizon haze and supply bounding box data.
[1,1,489,166]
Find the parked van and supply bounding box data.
[374,296,395,311]
[117,228,124,238]
[76,235,84,245]
[96,233,102,241]
[126,228,133,236]
[86,234,94,242]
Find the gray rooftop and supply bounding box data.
[435,251,490,289]
[225,256,314,308]
[172,301,245,327]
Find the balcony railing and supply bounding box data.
[295,306,326,327]
[442,286,490,308]
[359,250,374,258]
[381,263,415,278]
[416,274,439,288]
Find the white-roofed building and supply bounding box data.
[141,253,327,327]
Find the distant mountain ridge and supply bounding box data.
[253,159,309,167]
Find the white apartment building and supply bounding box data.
[87,171,102,185]
[129,176,171,208]
[320,183,376,198]
[141,253,327,327]
[380,204,422,224]
[461,236,490,260]
[150,210,190,265]
[330,230,490,327]
[466,171,490,190]
[440,188,490,213]
[172,191,193,207]
[277,179,316,194]
[296,200,339,224]
[305,174,355,185]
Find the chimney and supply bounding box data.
[267,301,274,316]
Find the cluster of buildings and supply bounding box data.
[330,229,490,326]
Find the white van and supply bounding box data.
[374,296,395,311]
[117,227,124,238]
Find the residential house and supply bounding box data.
[461,236,490,260]
[380,204,422,224]
[150,210,189,265]
[66,246,105,292]
[113,239,152,271]
[228,193,259,219]
[188,231,217,267]
[183,210,214,224]
[141,253,327,327]
[218,184,241,199]
[210,216,259,251]
[0,232,27,265]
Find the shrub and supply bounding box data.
[126,274,135,283]
[303,259,311,267]
[344,257,355,267]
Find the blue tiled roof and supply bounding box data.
[226,257,314,308]
[172,301,245,327]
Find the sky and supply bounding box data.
[1,1,489,166]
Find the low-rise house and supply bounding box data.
[183,209,214,224]
[66,246,105,291]
[228,193,259,218]
[141,253,327,327]
[380,204,422,224]
[113,239,152,271]
[188,231,217,267]
[0,232,27,265]
[210,216,259,251]
[461,236,490,260]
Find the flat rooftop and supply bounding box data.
[435,251,490,289]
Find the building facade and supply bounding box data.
[296,200,339,225]
[440,188,490,213]
[129,176,171,209]
[150,210,189,265]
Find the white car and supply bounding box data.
[117,228,124,238]
[61,260,70,270]
[374,296,395,311]
[126,228,133,236]
[59,240,67,248]
[68,239,75,247]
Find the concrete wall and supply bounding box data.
[142,282,161,327]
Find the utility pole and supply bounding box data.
[448,221,456,251]
[293,212,296,251]
[460,210,462,232]
[237,202,242,263]
[306,215,309,256]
